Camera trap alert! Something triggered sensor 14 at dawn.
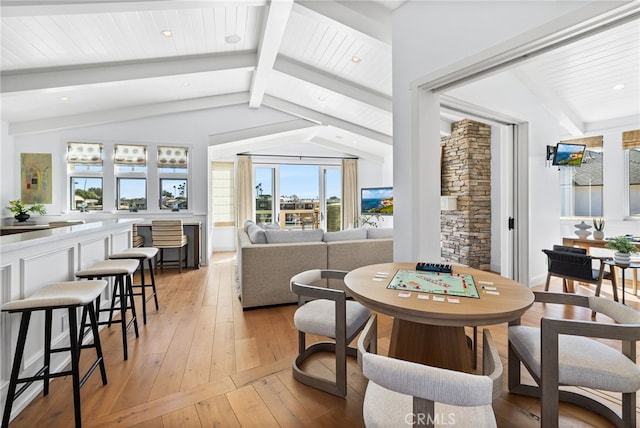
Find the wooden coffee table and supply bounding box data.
[344,262,535,372]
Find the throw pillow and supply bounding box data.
[367,228,393,239]
[247,223,267,244]
[259,222,281,230]
[323,228,367,242]
[265,229,324,243]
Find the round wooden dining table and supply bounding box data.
[344,262,535,372]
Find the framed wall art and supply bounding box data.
[20,153,52,204]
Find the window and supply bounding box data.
[117,178,147,211]
[253,163,342,230]
[624,130,640,216]
[70,177,103,211]
[158,146,188,210]
[255,166,274,224]
[211,162,235,226]
[160,178,187,210]
[67,142,103,211]
[559,136,603,217]
[115,144,147,210]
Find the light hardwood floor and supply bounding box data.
[6,251,640,427]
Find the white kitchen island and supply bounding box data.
[0,218,141,423]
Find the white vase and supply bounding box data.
[614,251,631,265]
[593,230,604,240]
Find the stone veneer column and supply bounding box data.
[440,119,491,270]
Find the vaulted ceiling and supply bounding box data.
[1,1,638,152]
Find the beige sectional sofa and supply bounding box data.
[237,222,393,309]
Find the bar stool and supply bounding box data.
[108,247,159,324]
[1,280,108,428]
[75,259,140,360]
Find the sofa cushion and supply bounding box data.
[265,229,324,243]
[247,223,267,244]
[259,222,280,230]
[367,228,393,239]
[244,219,255,233]
[323,228,367,242]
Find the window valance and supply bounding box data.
[622,130,640,150]
[158,146,188,167]
[67,142,103,165]
[560,136,603,148]
[114,144,147,165]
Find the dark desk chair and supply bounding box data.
[542,246,617,301]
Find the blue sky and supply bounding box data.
[77,164,341,201]
[255,164,341,200]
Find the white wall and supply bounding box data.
[5,105,294,217]
[3,105,304,261]
[392,0,625,285]
[4,104,391,256]
[450,74,639,283]
[1,121,15,215]
[448,71,563,285]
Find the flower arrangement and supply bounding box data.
[593,217,605,231]
[7,199,46,216]
[605,236,638,254]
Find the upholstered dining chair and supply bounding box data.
[290,269,377,398]
[542,246,617,301]
[358,328,502,428]
[508,291,640,428]
[151,220,188,273]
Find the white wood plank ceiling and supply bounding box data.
[1,0,638,149]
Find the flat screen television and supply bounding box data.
[552,143,586,166]
[361,187,393,215]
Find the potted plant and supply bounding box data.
[7,199,46,222]
[605,236,637,265]
[354,213,383,228]
[592,217,605,240]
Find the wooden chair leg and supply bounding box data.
[609,266,619,302]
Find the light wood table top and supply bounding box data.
[345,262,535,371]
[344,262,535,328]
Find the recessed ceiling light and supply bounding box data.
[318,95,327,102]
[351,56,361,64]
[612,83,625,91]
[60,96,69,101]
[182,82,190,87]
[225,34,241,44]
[161,30,173,38]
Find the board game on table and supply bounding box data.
[387,269,480,298]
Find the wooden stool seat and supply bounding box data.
[1,280,108,428]
[109,248,159,324]
[76,259,140,360]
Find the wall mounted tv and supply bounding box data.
[552,143,586,166]
[361,187,393,215]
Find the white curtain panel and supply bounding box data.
[342,158,358,229]
[236,155,253,226]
